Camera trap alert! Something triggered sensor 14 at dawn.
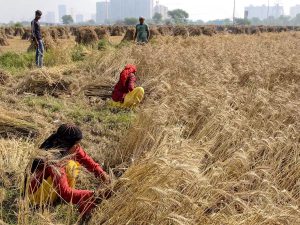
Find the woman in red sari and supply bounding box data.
[28,124,110,217]
[112,64,144,108]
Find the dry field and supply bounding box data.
[0,30,299,225]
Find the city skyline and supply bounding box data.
[0,0,299,23]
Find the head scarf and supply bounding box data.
[120,64,137,86]
[40,124,83,151]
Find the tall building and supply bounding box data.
[245,4,284,20]
[290,5,300,18]
[45,11,56,24]
[153,1,168,19]
[58,5,67,22]
[96,1,110,24]
[76,14,84,23]
[110,0,153,21]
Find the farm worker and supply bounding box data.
[31,10,44,68]
[111,64,144,108]
[27,124,111,217]
[134,16,150,43]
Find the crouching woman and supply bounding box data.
[111,64,144,108]
[27,124,110,217]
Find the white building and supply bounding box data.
[96,1,110,24]
[110,0,153,21]
[45,12,55,24]
[245,4,284,20]
[153,2,168,19]
[76,14,84,23]
[58,5,67,22]
[290,5,300,18]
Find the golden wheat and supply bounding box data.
[0,32,299,224]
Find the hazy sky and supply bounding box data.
[0,0,298,22]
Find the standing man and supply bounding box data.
[134,16,150,44]
[31,10,44,68]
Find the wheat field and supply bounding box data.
[0,32,299,225]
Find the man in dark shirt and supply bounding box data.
[31,10,44,67]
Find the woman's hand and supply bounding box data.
[101,173,111,185]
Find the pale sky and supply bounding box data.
[0,0,298,23]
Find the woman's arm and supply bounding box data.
[74,146,108,180]
[127,73,137,92]
[52,166,96,216]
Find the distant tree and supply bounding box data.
[14,22,23,28]
[264,16,275,25]
[250,17,261,25]
[168,9,189,24]
[164,19,173,25]
[62,15,74,25]
[275,15,291,26]
[86,19,96,25]
[291,13,300,26]
[195,19,205,25]
[235,18,251,25]
[153,12,163,24]
[124,17,138,25]
[206,19,231,25]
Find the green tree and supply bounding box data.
[250,17,261,25]
[291,13,300,26]
[62,15,74,25]
[86,19,96,25]
[276,15,291,26]
[14,22,23,28]
[124,17,138,25]
[153,12,163,24]
[168,9,189,24]
[235,18,251,25]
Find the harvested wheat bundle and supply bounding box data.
[243,26,252,35]
[173,26,189,37]
[266,26,276,32]
[75,27,99,45]
[70,26,79,36]
[0,70,10,85]
[149,27,160,40]
[14,27,24,36]
[94,27,110,40]
[277,26,287,32]
[122,27,135,42]
[216,26,226,32]
[111,26,125,36]
[250,26,260,34]
[256,26,266,33]
[187,26,202,36]
[157,26,172,36]
[27,29,55,51]
[83,84,113,100]
[17,70,77,97]
[0,110,39,139]
[0,33,9,46]
[21,29,31,40]
[4,27,14,36]
[57,27,70,39]
[49,28,59,40]
[203,26,217,36]
[228,26,245,34]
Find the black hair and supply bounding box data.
[40,124,83,151]
[35,10,42,16]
